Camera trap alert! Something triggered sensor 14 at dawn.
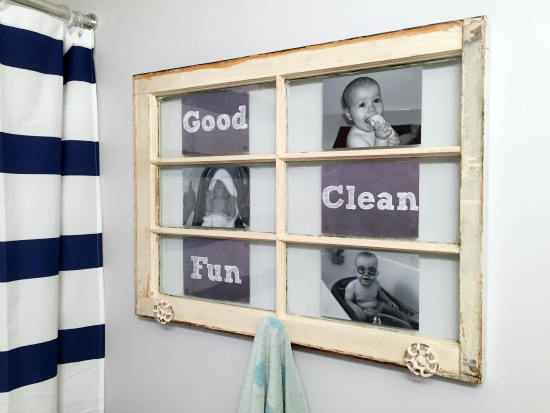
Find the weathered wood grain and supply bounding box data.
[459,17,487,382]
[133,18,486,382]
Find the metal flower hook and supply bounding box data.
[404,343,439,377]
[153,300,174,324]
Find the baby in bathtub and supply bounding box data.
[343,77,418,148]
[345,251,410,324]
[202,168,239,228]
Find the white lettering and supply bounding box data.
[346,185,356,210]
[191,256,208,279]
[322,185,418,213]
[224,265,242,284]
[183,111,200,133]
[397,192,419,211]
[207,264,222,281]
[190,256,243,286]
[184,106,249,133]
[377,192,395,210]
[201,115,215,132]
[322,185,344,209]
[232,105,248,130]
[357,192,375,210]
[217,114,230,130]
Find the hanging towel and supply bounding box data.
[239,317,309,413]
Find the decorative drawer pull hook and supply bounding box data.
[153,300,173,324]
[404,343,439,377]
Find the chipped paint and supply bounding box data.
[464,359,480,374]
[466,25,483,43]
[133,20,462,81]
[458,16,486,383]
[133,16,487,384]
[144,310,481,382]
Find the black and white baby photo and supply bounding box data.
[321,248,419,330]
[182,165,251,229]
[322,66,422,150]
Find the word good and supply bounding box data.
[183,105,248,133]
[322,185,419,211]
[190,256,242,284]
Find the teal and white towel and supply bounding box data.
[239,317,309,413]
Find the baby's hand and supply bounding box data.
[388,134,400,146]
[364,307,377,318]
[354,308,368,321]
[374,122,393,140]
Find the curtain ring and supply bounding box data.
[77,10,83,38]
[61,5,74,28]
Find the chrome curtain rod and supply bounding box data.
[9,0,97,29]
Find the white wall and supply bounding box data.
[64,0,550,411]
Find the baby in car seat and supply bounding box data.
[202,168,239,228]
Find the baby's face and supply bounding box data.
[212,180,230,199]
[355,255,379,286]
[344,83,384,132]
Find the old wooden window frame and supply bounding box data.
[134,17,486,383]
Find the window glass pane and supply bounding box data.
[286,244,459,340]
[160,236,276,311]
[287,59,461,152]
[287,158,460,244]
[159,83,276,157]
[160,164,276,233]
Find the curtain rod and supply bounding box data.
[9,0,97,29]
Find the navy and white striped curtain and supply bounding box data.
[0,4,104,412]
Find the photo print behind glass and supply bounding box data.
[322,66,422,150]
[182,89,249,156]
[183,237,250,303]
[182,165,250,230]
[321,161,419,238]
[321,248,419,331]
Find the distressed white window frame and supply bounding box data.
[134,17,486,383]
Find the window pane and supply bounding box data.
[286,244,459,340]
[160,164,276,233]
[287,59,461,152]
[287,158,460,244]
[159,83,276,157]
[160,236,276,311]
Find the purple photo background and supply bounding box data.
[182,89,249,156]
[183,237,250,303]
[321,161,419,238]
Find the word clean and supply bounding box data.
[190,256,242,284]
[322,185,419,211]
[183,105,248,133]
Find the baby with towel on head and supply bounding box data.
[202,168,239,228]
